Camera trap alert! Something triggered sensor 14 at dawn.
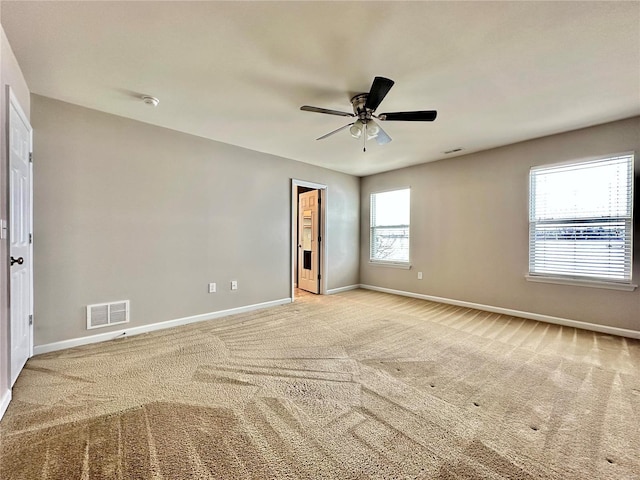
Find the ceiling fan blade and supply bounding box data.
[378,110,438,121]
[316,122,354,140]
[365,76,395,111]
[301,105,355,117]
[371,121,392,145]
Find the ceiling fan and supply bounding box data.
[300,76,437,151]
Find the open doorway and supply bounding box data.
[291,179,327,301]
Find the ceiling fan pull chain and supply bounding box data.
[363,123,367,152]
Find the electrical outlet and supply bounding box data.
[231,280,238,290]
[417,272,423,280]
[208,283,216,293]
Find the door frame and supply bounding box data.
[291,179,327,299]
[7,87,34,368]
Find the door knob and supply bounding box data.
[10,256,24,266]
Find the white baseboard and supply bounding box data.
[359,284,640,340]
[326,284,360,295]
[34,298,292,355]
[0,389,11,421]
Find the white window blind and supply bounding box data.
[529,154,634,283]
[370,188,410,264]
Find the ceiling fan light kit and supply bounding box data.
[300,76,437,151]
[367,121,380,137]
[350,119,363,139]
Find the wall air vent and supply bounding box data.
[87,300,130,330]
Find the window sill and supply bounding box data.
[525,275,637,291]
[369,261,411,270]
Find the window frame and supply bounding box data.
[527,152,636,291]
[369,187,411,268]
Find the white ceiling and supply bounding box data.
[2,1,639,176]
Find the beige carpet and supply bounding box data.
[1,289,639,479]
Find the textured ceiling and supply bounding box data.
[2,1,639,176]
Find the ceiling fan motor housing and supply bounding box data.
[350,93,372,121]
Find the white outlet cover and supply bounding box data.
[231,281,238,290]
[208,283,216,293]
[418,272,423,280]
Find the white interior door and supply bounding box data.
[8,90,33,386]
[298,190,319,293]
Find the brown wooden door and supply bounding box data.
[298,190,319,293]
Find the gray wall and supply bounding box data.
[1,26,30,406]
[32,95,359,346]
[360,117,640,332]
[24,96,640,348]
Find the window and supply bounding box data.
[528,153,634,286]
[370,188,410,265]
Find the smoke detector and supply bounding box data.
[141,95,159,107]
